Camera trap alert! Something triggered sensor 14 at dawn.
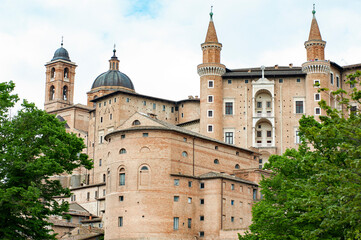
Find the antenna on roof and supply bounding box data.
[210,6,213,20]
[61,36,64,47]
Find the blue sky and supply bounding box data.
[1,0,361,110]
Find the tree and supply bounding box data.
[240,71,361,240]
[0,81,93,239]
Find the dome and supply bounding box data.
[52,46,70,62]
[91,70,135,90]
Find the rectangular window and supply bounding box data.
[188,197,192,203]
[207,125,213,133]
[336,76,340,88]
[99,135,103,144]
[228,79,232,84]
[350,78,355,88]
[231,200,234,205]
[109,100,111,104]
[315,107,321,115]
[98,103,101,108]
[99,159,102,166]
[173,217,179,230]
[225,102,233,115]
[208,80,214,88]
[266,101,271,108]
[296,78,301,83]
[110,114,112,120]
[188,181,192,187]
[126,98,129,102]
[200,216,204,221]
[87,192,90,200]
[296,101,304,114]
[143,133,148,137]
[95,191,98,198]
[118,217,123,227]
[225,132,234,144]
[174,179,179,186]
[119,173,125,186]
[267,130,271,138]
[257,102,262,108]
[207,110,213,118]
[245,79,249,83]
[181,113,184,118]
[231,184,234,190]
[174,196,179,202]
[253,189,257,200]
[279,79,283,83]
[100,117,103,123]
[153,103,156,109]
[330,73,334,85]
[104,101,106,106]
[200,182,205,189]
[257,131,262,137]
[231,216,234,222]
[199,231,205,237]
[188,218,192,228]
[121,134,125,139]
[295,130,300,144]
[143,101,146,106]
[163,105,166,111]
[208,95,213,103]
[200,199,204,205]
[351,106,357,115]
[171,107,174,113]
[315,93,320,101]
[314,80,320,87]
[175,106,179,111]
[103,189,106,196]
[119,196,124,201]
[114,98,117,102]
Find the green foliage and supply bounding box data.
[0,82,92,239]
[239,71,361,240]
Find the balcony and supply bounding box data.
[255,111,273,118]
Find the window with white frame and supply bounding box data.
[207,110,213,118]
[295,101,304,114]
[315,107,321,115]
[99,131,104,144]
[207,125,213,133]
[225,132,234,144]
[336,76,340,88]
[208,80,214,88]
[295,129,301,144]
[330,72,334,85]
[315,93,320,101]
[224,99,234,115]
[207,95,213,103]
[314,80,320,87]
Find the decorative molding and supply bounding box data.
[201,44,222,51]
[302,61,330,74]
[197,65,226,77]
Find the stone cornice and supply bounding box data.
[197,63,226,77]
[302,60,330,74]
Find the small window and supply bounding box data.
[253,189,257,200]
[173,217,179,230]
[336,76,340,88]
[228,79,232,84]
[296,78,301,83]
[256,102,262,108]
[266,101,271,108]
[200,199,205,205]
[314,80,320,87]
[279,79,283,83]
[315,107,321,115]
[119,169,125,186]
[225,102,233,115]
[182,151,188,157]
[103,174,106,182]
[143,101,146,106]
[208,80,214,88]
[174,179,179,186]
[104,101,106,106]
[231,184,234,190]
[207,125,213,133]
[214,159,219,164]
[119,196,124,201]
[126,98,130,102]
[132,120,141,126]
[171,107,174,113]
[140,166,148,171]
[231,216,234,222]
[121,134,125,139]
[245,79,249,83]
[118,217,123,227]
[114,98,117,103]
[163,105,166,111]
[110,113,112,120]
[200,216,204,221]
[188,197,192,203]
[109,100,111,104]
[119,148,127,154]
[207,110,213,118]
[188,181,192,187]
[103,189,106,196]
[200,182,205,189]
[100,117,103,123]
[295,131,301,144]
[153,103,156,109]
[181,113,184,118]
[143,133,149,137]
[257,131,262,137]
[215,146,218,150]
[235,164,240,169]
[208,95,213,103]
[330,73,334,85]
[188,218,192,228]
[315,93,320,101]
[267,131,272,138]
[98,103,101,108]
[296,101,304,114]
[174,196,179,202]
[183,137,187,142]
[99,159,102,166]
[199,231,205,237]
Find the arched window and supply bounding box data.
[132,120,141,126]
[51,67,55,79]
[64,68,69,78]
[119,148,127,154]
[119,168,125,186]
[235,164,240,169]
[50,86,55,100]
[139,165,150,186]
[93,95,98,107]
[182,151,188,157]
[63,86,68,100]
[214,159,219,164]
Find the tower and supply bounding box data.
[44,40,77,112]
[302,5,330,116]
[198,9,226,140]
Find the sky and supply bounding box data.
[1,0,361,111]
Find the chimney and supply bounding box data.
[195,95,199,99]
[274,64,279,69]
[289,63,293,68]
[188,95,194,99]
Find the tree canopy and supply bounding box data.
[0,81,93,239]
[240,71,361,240]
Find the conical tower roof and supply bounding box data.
[308,7,322,40]
[205,10,218,43]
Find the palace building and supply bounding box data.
[46,8,360,240]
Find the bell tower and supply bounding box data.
[44,39,77,112]
[302,5,330,116]
[198,8,226,141]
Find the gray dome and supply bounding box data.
[52,46,70,62]
[91,70,135,90]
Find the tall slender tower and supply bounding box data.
[198,9,226,140]
[302,5,330,116]
[44,40,77,112]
